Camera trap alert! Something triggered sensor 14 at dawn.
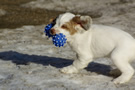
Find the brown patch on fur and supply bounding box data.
[72,16,88,25]
[61,19,78,35]
[49,18,54,23]
[72,16,87,24]
[49,17,57,25]
[72,16,81,24]
[72,16,88,29]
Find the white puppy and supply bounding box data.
[50,12,135,84]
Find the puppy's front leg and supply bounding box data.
[60,64,78,74]
[60,54,93,74]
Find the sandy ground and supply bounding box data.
[0,0,135,90]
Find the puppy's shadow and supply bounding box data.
[0,51,72,68]
[86,62,111,76]
[0,51,111,75]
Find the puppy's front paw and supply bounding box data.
[113,76,129,84]
[60,65,78,74]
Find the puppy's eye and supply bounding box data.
[61,25,68,29]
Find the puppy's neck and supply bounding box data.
[67,31,91,49]
[66,34,79,51]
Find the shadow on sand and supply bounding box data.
[0,51,111,76]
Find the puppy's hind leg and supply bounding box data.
[111,49,134,84]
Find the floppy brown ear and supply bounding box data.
[72,15,92,30]
[49,17,57,25]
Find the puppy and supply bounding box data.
[50,12,135,84]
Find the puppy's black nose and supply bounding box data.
[50,28,56,35]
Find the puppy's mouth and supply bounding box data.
[50,28,59,35]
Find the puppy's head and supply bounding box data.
[50,12,92,38]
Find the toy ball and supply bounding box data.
[44,23,67,47]
[52,33,67,47]
[44,24,53,37]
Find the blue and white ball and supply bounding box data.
[44,24,53,37]
[44,23,67,47]
[52,33,67,47]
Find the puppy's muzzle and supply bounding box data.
[50,28,56,35]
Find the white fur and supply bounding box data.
[53,13,135,84]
